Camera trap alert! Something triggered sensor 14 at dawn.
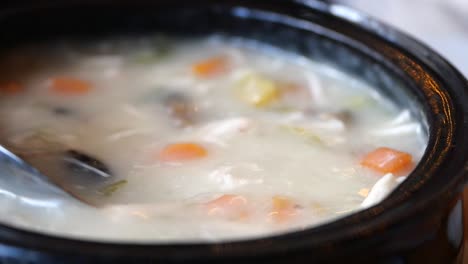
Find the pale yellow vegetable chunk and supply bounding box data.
[236,73,279,107]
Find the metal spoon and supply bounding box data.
[0,143,116,207]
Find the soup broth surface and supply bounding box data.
[0,36,427,242]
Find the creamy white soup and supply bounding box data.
[0,36,427,242]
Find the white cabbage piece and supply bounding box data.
[361,173,406,208]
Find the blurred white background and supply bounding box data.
[338,0,468,77]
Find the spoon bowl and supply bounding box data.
[0,144,106,207]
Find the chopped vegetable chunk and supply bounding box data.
[236,73,279,107]
[99,180,128,196]
[205,194,248,220]
[159,142,208,162]
[269,196,299,223]
[162,92,196,127]
[192,56,227,78]
[0,81,24,95]
[360,147,413,174]
[50,77,92,95]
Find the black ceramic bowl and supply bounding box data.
[0,0,467,263]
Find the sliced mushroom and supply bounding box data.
[63,149,112,179]
[162,92,197,127]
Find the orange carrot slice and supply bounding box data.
[269,195,299,223]
[50,77,92,95]
[159,142,207,162]
[0,81,24,95]
[360,147,413,174]
[205,194,248,220]
[192,56,227,78]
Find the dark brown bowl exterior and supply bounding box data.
[0,0,467,263]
